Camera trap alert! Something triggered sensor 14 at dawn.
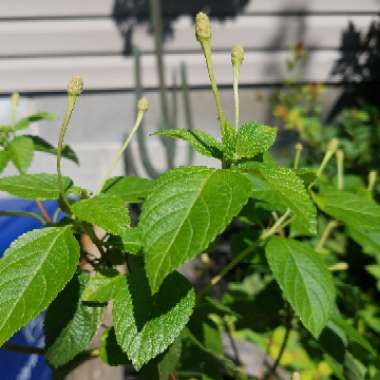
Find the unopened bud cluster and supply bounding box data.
[231,45,244,67]
[327,138,339,153]
[195,12,211,43]
[67,75,84,96]
[137,97,149,113]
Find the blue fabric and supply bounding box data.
[0,200,57,380]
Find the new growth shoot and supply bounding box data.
[57,75,83,212]
[231,45,244,129]
[195,12,225,131]
[98,97,148,192]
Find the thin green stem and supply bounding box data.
[315,220,339,252]
[200,42,225,127]
[0,210,46,224]
[57,94,77,212]
[336,150,344,190]
[199,245,255,298]
[265,309,292,380]
[233,65,240,129]
[368,170,377,193]
[260,209,292,241]
[35,200,53,224]
[98,110,145,192]
[293,143,303,169]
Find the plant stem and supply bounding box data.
[98,107,146,192]
[260,209,292,241]
[315,220,339,252]
[1,343,45,355]
[57,94,77,212]
[293,143,303,169]
[200,42,225,127]
[336,149,344,190]
[199,245,255,298]
[36,200,53,224]
[265,306,292,380]
[0,210,46,224]
[233,65,240,129]
[368,170,377,193]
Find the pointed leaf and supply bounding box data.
[154,129,223,159]
[266,237,336,337]
[72,194,130,235]
[25,135,79,164]
[0,150,9,174]
[244,162,317,235]
[14,112,55,131]
[0,227,80,347]
[101,176,152,203]
[235,122,277,160]
[0,173,73,200]
[113,269,195,370]
[45,272,105,367]
[82,269,125,303]
[7,136,34,173]
[315,189,380,230]
[347,226,380,257]
[140,167,251,292]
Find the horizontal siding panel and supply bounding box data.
[0,51,345,93]
[0,15,374,57]
[0,0,378,18]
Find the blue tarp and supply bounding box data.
[0,200,57,380]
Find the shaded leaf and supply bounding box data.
[0,150,9,174]
[100,327,130,366]
[266,237,335,337]
[113,269,195,370]
[154,129,223,159]
[140,166,251,292]
[0,227,79,347]
[45,272,105,367]
[0,173,73,200]
[25,135,78,164]
[243,162,317,235]
[82,268,124,303]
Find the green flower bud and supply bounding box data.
[137,97,148,112]
[67,75,84,96]
[231,45,244,67]
[327,138,339,153]
[195,12,211,43]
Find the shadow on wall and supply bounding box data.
[330,17,380,117]
[112,0,249,53]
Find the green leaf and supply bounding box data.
[25,135,79,164]
[330,314,376,356]
[120,228,143,254]
[154,129,223,159]
[7,136,34,173]
[234,122,277,160]
[221,119,237,161]
[140,338,182,380]
[140,166,251,292]
[0,150,9,174]
[14,112,55,130]
[100,327,130,366]
[266,237,336,337]
[243,162,317,235]
[82,268,124,303]
[113,269,195,370]
[0,173,73,200]
[315,189,380,230]
[347,226,380,257]
[0,227,79,347]
[45,272,105,368]
[72,194,130,236]
[101,176,152,203]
